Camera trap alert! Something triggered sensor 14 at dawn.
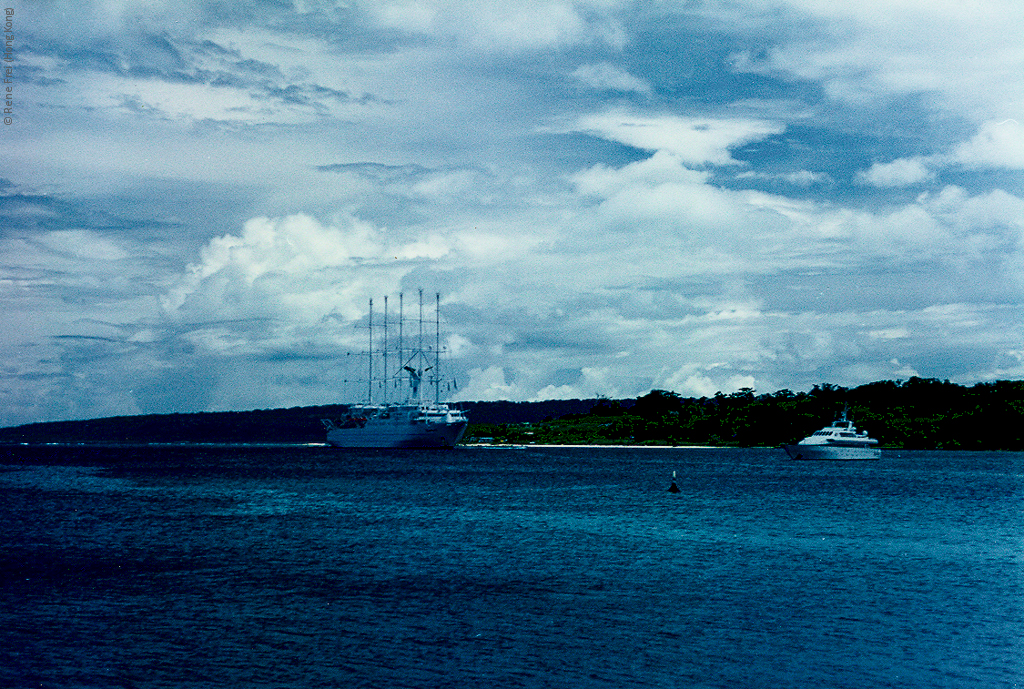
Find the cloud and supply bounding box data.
[572,63,653,97]
[19,19,388,136]
[735,170,833,187]
[952,119,1024,170]
[661,363,757,398]
[366,0,627,51]
[35,229,131,262]
[725,1,1024,121]
[6,0,1024,428]
[457,366,524,401]
[568,151,799,272]
[0,221,181,424]
[27,0,206,45]
[855,119,1024,188]
[856,157,933,187]
[162,213,450,326]
[574,110,785,166]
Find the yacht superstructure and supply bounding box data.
[783,409,880,460]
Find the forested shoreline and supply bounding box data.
[1,377,1022,450]
[465,378,1024,450]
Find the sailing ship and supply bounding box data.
[322,290,468,448]
[783,407,880,460]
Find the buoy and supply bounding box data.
[668,470,680,493]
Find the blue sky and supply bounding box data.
[3,0,1024,425]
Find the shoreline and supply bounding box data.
[3,440,741,450]
[463,443,730,449]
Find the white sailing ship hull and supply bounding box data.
[326,417,467,448]
[324,403,468,449]
[783,443,881,460]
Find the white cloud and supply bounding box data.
[728,0,1024,120]
[662,363,753,398]
[35,230,131,262]
[735,169,832,186]
[8,0,1024,427]
[572,150,711,196]
[952,119,1024,170]
[534,366,622,400]
[572,63,653,97]
[371,1,440,33]
[28,0,206,43]
[162,213,450,325]
[457,366,523,401]
[366,0,627,51]
[568,152,808,275]
[868,328,910,340]
[857,157,933,187]
[574,110,785,166]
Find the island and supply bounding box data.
[1,377,1022,451]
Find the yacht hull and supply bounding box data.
[783,444,881,460]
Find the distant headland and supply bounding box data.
[1,377,1022,451]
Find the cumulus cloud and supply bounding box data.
[856,157,933,187]
[7,0,1024,427]
[856,120,1024,189]
[162,213,450,326]
[457,366,524,401]
[569,151,799,272]
[533,366,624,400]
[661,363,756,398]
[952,119,1024,170]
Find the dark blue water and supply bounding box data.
[1,445,1021,688]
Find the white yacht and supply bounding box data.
[322,291,468,449]
[783,409,880,460]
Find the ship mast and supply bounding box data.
[383,295,388,405]
[399,292,404,401]
[403,289,435,403]
[367,298,373,405]
[350,289,455,406]
[418,287,424,383]
[435,292,441,403]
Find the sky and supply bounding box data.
[3,0,1024,426]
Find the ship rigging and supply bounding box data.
[322,290,468,448]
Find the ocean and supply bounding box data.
[1,445,1021,688]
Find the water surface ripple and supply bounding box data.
[1,446,1021,688]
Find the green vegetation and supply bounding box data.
[464,378,1024,450]
[2,377,1022,450]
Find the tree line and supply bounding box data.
[2,377,1022,450]
[464,378,1024,450]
